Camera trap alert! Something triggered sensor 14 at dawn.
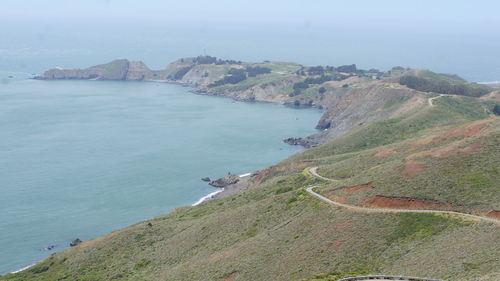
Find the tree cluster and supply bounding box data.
[194,56,217,64]
[493,105,500,116]
[208,68,247,87]
[245,66,271,77]
[399,75,492,97]
[173,66,193,80]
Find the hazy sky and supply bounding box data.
[1,0,500,32]
[1,0,499,81]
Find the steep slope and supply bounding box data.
[35,60,169,81]
[2,82,499,281]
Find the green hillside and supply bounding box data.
[2,79,499,281]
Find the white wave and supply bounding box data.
[192,189,224,206]
[477,81,500,84]
[11,263,36,274]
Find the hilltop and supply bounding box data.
[5,57,499,281]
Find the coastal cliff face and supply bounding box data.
[37,59,130,80]
[36,59,170,81]
[35,57,495,147]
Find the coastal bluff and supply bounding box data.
[36,56,496,147]
[35,59,170,81]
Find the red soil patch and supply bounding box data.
[328,193,347,204]
[419,141,483,158]
[486,210,500,219]
[341,183,374,193]
[399,140,484,178]
[364,195,451,210]
[411,119,491,150]
[375,147,399,157]
[398,159,424,178]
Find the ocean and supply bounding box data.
[0,75,321,273]
[0,21,499,274]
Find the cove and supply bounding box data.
[0,78,322,273]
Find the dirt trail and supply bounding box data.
[307,167,500,224]
[427,94,452,106]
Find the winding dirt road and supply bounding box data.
[427,94,451,106]
[306,167,500,224]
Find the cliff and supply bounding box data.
[36,59,169,81]
[35,57,496,148]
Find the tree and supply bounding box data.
[194,56,217,64]
[245,66,271,77]
[318,87,326,94]
[173,66,193,80]
[336,64,357,73]
[493,105,500,116]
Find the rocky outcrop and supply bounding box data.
[209,173,239,188]
[283,137,321,148]
[35,59,175,81]
[201,177,211,182]
[36,59,130,80]
[70,238,82,247]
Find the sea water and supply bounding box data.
[0,76,321,273]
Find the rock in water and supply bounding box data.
[70,238,82,247]
[209,173,239,188]
[201,177,211,182]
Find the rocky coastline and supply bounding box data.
[35,56,493,150]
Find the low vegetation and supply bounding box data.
[13,57,500,281]
[399,70,493,97]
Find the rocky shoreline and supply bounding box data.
[193,172,256,206]
[36,56,489,150]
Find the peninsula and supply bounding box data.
[4,56,498,281]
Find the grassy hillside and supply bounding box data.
[2,83,499,281]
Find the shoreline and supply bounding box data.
[192,173,254,206]
[10,263,37,274]
[3,77,311,275]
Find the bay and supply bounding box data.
[0,77,321,273]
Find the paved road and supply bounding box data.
[306,167,500,224]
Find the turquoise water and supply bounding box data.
[0,77,321,273]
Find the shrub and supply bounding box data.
[173,66,193,80]
[493,104,500,115]
[336,64,357,73]
[245,66,271,77]
[399,74,492,97]
[194,55,217,64]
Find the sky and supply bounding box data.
[1,0,500,32]
[1,0,499,81]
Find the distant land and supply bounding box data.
[35,56,498,147]
[3,56,499,281]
